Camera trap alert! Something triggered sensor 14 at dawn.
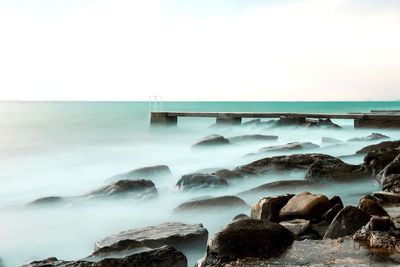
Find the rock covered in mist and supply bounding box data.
[250,194,294,222]
[376,153,400,193]
[321,137,345,145]
[232,214,250,222]
[176,173,228,191]
[27,196,66,206]
[95,222,208,254]
[239,180,315,196]
[228,134,278,143]
[305,161,371,182]
[212,169,244,181]
[258,142,319,153]
[356,140,400,154]
[86,179,158,199]
[21,246,188,267]
[192,134,230,148]
[348,133,390,142]
[200,219,294,266]
[173,196,247,213]
[110,165,172,181]
[324,206,370,239]
[363,147,400,175]
[373,191,400,203]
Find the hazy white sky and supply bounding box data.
[0,0,399,101]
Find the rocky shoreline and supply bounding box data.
[16,126,400,267]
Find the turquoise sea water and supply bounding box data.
[1,101,400,266]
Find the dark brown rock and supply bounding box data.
[370,216,391,231]
[322,204,343,223]
[232,214,250,222]
[348,133,390,142]
[176,173,228,191]
[173,196,247,213]
[86,179,158,199]
[356,140,400,154]
[213,169,244,181]
[305,161,371,182]
[324,206,371,239]
[357,198,389,217]
[363,148,400,175]
[250,194,294,222]
[280,192,330,221]
[309,221,329,239]
[373,191,400,203]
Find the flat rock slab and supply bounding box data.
[192,134,230,148]
[258,142,319,153]
[173,196,247,213]
[95,222,208,252]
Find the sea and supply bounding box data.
[1,101,400,266]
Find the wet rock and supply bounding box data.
[235,153,343,175]
[353,225,400,253]
[309,220,329,239]
[228,134,278,143]
[363,148,400,175]
[321,137,344,145]
[90,239,148,257]
[370,216,391,231]
[241,118,261,126]
[202,219,294,266]
[212,169,244,181]
[238,180,315,196]
[329,195,344,208]
[322,204,343,223]
[86,179,158,199]
[305,161,371,182]
[348,133,390,142]
[356,140,400,154]
[110,165,172,180]
[357,198,389,217]
[324,206,370,239]
[258,142,319,153]
[377,153,400,192]
[27,196,65,206]
[95,222,208,254]
[192,134,230,148]
[21,246,188,267]
[173,196,247,213]
[273,117,306,127]
[176,173,228,191]
[373,191,400,203]
[280,192,330,221]
[280,219,310,236]
[250,194,294,222]
[232,214,250,222]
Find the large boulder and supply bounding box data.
[258,142,319,153]
[305,162,371,182]
[357,197,389,217]
[363,148,400,175]
[176,173,228,191]
[192,134,230,148]
[21,246,187,267]
[110,165,172,181]
[356,140,400,154]
[250,194,294,222]
[202,219,294,266]
[86,179,158,199]
[173,196,247,213]
[279,192,330,221]
[229,134,278,143]
[324,206,370,239]
[95,222,208,253]
[235,153,343,176]
[348,133,390,142]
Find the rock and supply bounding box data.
[95,222,208,253]
[274,117,306,127]
[373,191,400,203]
[258,142,319,153]
[239,180,315,196]
[377,153,400,191]
[241,118,261,126]
[353,227,400,252]
[329,195,344,209]
[27,196,65,206]
[192,134,230,148]
[250,194,294,222]
[280,219,310,235]
[348,133,390,142]
[21,246,188,267]
[110,165,172,180]
[322,204,343,223]
[235,153,343,175]
[212,169,244,181]
[356,140,400,154]
[369,216,391,231]
[228,134,278,143]
[305,161,371,182]
[357,198,389,217]
[203,219,294,266]
[321,137,344,145]
[324,206,371,239]
[86,179,158,199]
[280,192,330,221]
[309,221,329,239]
[90,239,148,257]
[176,173,228,191]
[173,196,247,213]
[232,214,250,222]
[382,174,400,193]
[363,148,400,175]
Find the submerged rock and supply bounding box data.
[176,173,228,191]
[280,192,330,221]
[377,153,400,193]
[305,161,371,182]
[228,134,278,143]
[239,180,315,196]
[321,137,345,145]
[173,196,247,213]
[27,196,66,206]
[86,179,158,199]
[348,133,390,142]
[356,140,400,154]
[212,169,244,181]
[201,219,294,266]
[258,142,319,153]
[21,246,188,267]
[250,194,294,222]
[192,134,230,148]
[95,222,208,253]
[110,165,172,181]
[324,206,370,239]
[232,214,250,222]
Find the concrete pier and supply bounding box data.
[150,111,400,128]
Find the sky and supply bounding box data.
[0,0,399,101]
